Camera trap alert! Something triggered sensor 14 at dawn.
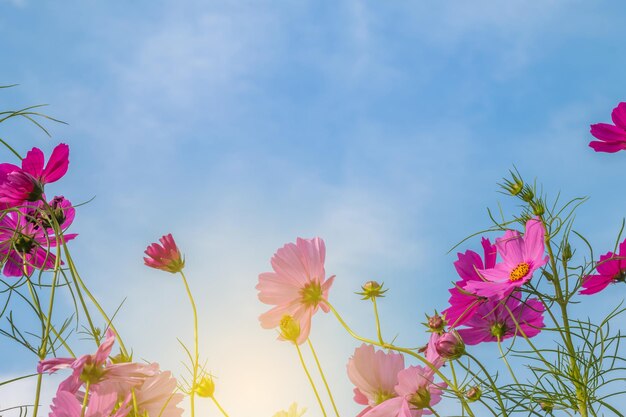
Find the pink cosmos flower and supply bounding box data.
[133,371,185,417]
[347,344,405,416]
[580,239,626,295]
[456,294,545,345]
[0,143,69,208]
[257,237,335,344]
[442,238,496,327]
[144,233,185,273]
[0,196,77,277]
[589,102,626,153]
[363,366,446,417]
[38,329,156,395]
[422,333,445,370]
[49,390,130,417]
[464,218,548,300]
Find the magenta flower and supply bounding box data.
[347,344,405,416]
[144,233,185,273]
[589,102,626,153]
[0,196,77,277]
[580,239,626,295]
[442,238,496,327]
[456,294,545,345]
[363,366,446,417]
[38,329,157,395]
[256,237,335,344]
[464,218,548,299]
[0,143,69,208]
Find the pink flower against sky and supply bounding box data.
[464,218,548,299]
[144,233,185,273]
[589,102,626,153]
[133,371,185,417]
[0,196,77,277]
[49,390,130,417]
[580,239,626,295]
[363,366,446,417]
[442,237,496,327]
[347,344,405,416]
[257,237,335,344]
[38,329,156,395]
[456,294,545,345]
[0,143,69,208]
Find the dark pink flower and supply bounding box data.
[144,234,185,273]
[442,238,496,327]
[0,196,77,277]
[589,102,626,153]
[465,218,548,300]
[456,294,545,345]
[0,143,69,208]
[257,237,335,344]
[580,239,626,295]
[347,344,405,415]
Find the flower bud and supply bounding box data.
[539,401,553,413]
[465,386,481,402]
[563,242,573,261]
[500,171,524,196]
[435,331,465,360]
[356,280,387,300]
[425,312,446,333]
[530,199,545,216]
[195,376,215,398]
[519,185,535,202]
[280,315,300,343]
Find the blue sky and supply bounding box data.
[1,1,626,416]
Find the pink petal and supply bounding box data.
[364,397,405,417]
[22,147,45,178]
[523,218,545,262]
[611,102,626,130]
[589,140,626,153]
[590,123,626,143]
[42,143,70,183]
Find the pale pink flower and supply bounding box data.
[465,218,548,299]
[49,390,130,417]
[364,366,446,417]
[256,237,335,344]
[38,329,156,395]
[144,233,185,273]
[0,143,69,208]
[347,344,405,416]
[133,371,185,417]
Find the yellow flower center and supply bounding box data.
[300,280,323,307]
[509,262,530,281]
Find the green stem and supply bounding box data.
[81,381,91,417]
[307,339,340,417]
[496,337,519,385]
[180,271,199,417]
[211,396,230,417]
[372,298,384,345]
[539,215,587,417]
[295,343,327,417]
